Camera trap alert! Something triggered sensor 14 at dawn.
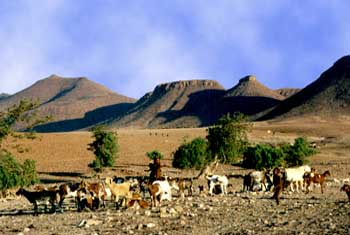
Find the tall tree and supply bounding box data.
[88,125,118,171]
[206,112,252,164]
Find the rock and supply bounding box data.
[86,219,103,226]
[145,210,152,216]
[174,205,184,213]
[147,223,156,228]
[23,227,30,233]
[77,220,87,228]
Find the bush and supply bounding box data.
[283,137,315,167]
[0,151,38,191]
[88,126,118,171]
[242,137,316,169]
[172,137,208,169]
[242,144,285,170]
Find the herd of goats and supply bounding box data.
[9,163,350,215]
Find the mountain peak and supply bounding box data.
[225,75,284,100]
[239,75,257,83]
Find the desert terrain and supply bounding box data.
[0,118,349,235]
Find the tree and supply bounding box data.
[172,137,208,169]
[0,99,47,192]
[206,112,252,164]
[146,150,164,160]
[0,99,51,147]
[88,125,118,171]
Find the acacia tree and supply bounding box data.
[0,99,50,192]
[206,112,252,164]
[88,125,118,171]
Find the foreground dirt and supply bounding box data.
[1,118,350,234]
[0,180,349,235]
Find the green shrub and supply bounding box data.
[283,137,315,167]
[88,126,118,171]
[242,137,316,169]
[172,137,208,169]
[242,144,284,170]
[0,151,38,191]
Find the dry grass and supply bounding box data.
[2,117,350,180]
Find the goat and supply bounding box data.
[206,175,228,196]
[271,167,285,205]
[127,192,149,209]
[168,177,193,199]
[105,177,131,209]
[243,170,273,192]
[57,182,80,208]
[76,187,100,211]
[16,188,59,215]
[340,184,350,202]
[79,181,107,209]
[304,170,330,194]
[284,165,311,192]
[147,179,173,207]
[148,183,162,207]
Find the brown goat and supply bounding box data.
[340,184,350,202]
[147,183,162,207]
[272,167,285,205]
[305,170,331,194]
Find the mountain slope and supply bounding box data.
[209,76,283,119]
[260,55,350,120]
[107,80,225,128]
[0,75,135,131]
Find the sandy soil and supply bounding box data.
[1,118,350,234]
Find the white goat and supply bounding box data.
[206,175,228,196]
[285,165,311,192]
[152,180,172,201]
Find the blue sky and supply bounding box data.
[0,1,349,99]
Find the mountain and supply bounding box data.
[106,80,225,128]
[0,75,135,131]
[260,55,350,120]
[275,88,301,98]
[0,93,10,100]
[207,75,284,120]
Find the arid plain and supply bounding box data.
[0,117,349,235]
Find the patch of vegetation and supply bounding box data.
[242,137,316,170]
[0,99,47,192]
[88,125,118,171]
[206,112,252,164]
[146,150,164,160]
[0,151,38,190]
[172,137,208,169]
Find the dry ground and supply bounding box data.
[1,117,350,234]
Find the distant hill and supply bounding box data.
[0,75,135,131]
[106,76,286,128]
[106,80,225,128]
[0,93,10,100]
[260,55,350,120]
[202,76,283,122]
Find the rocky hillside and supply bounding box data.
[210,76,284,120]
[275,88,301,98]
[260,55,350,120]
[106,80,225,128]
[0,75,135,131]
